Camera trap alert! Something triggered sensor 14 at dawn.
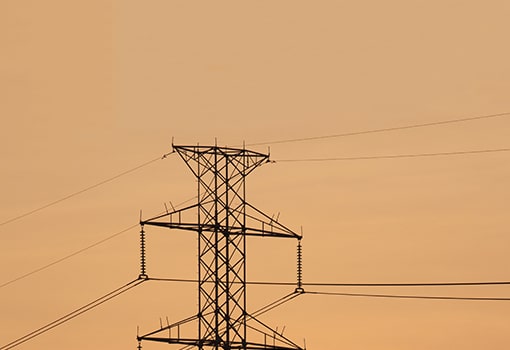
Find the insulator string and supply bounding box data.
[296,239,304,293]
[140,225,147,278]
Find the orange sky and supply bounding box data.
[1,1,510,349]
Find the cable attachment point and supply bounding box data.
[139,225,148,279]
[295,238,304,293]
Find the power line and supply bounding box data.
[0,152,174,228]
[247,111,510,146]
[3,278,509,350]
[0,225,137,289]
[274,147,510,163]
[303,281,510,287]
[148,277,510,287]
[3,111,509,227]
[0,197,197,290]
[305,290,510,301]
[147,277,197,283]
[0,277,146,350]
[5,277,509,349]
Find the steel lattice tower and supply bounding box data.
[138,145,304,350]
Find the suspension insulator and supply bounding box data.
[139,225,147,279]
[296,239,304,293]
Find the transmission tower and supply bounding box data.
[137,144,304,350]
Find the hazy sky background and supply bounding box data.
[1,1,510,349]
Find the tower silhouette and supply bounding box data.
[137,144,304,350]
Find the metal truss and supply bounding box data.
[138,145,303,350]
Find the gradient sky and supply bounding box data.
[1,1,510,349]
